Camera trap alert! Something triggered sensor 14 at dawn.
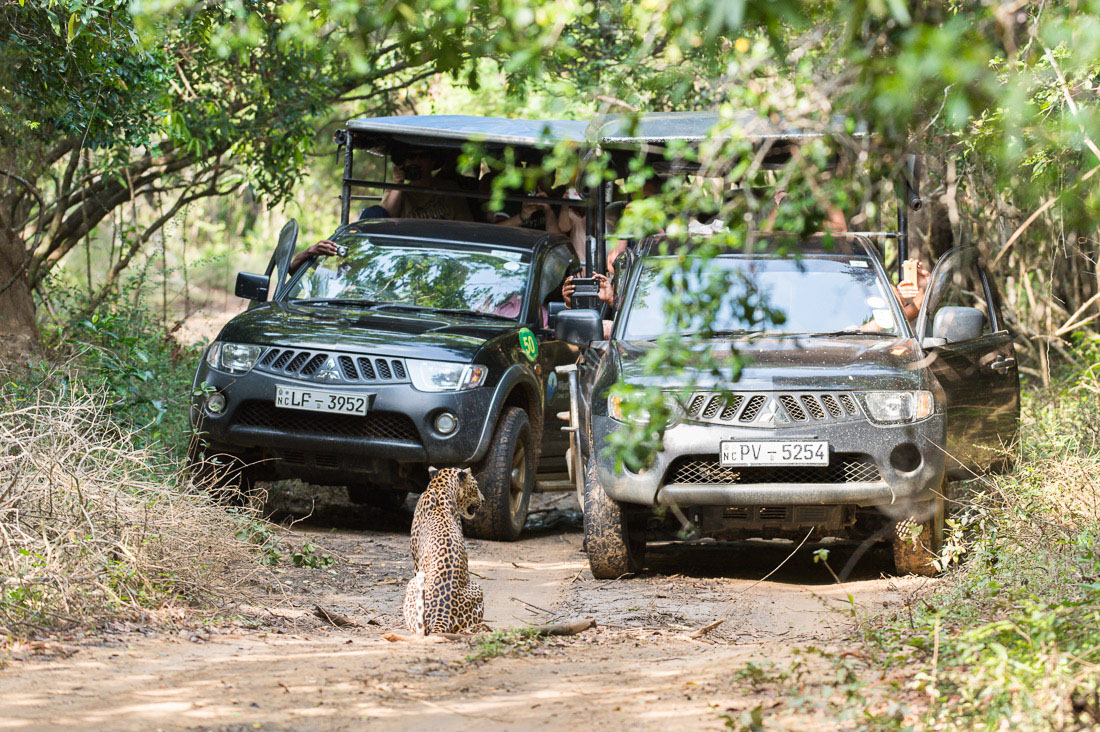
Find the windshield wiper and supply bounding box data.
[294,298,383,308]
[794,330,898,338]
[371,303,516,322]
[709,329,767,337]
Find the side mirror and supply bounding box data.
[235,272,270,301]
[547,301,567,329]
[555,308,603,346]
[927,306,984,346]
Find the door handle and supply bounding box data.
[990,356,1016,373]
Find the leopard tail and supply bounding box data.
[412,571,427,636]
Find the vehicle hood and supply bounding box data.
[216,302,514,362]
[615,335,927,391]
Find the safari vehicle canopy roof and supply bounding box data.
[344,115,588,154]
[336,112,919,278]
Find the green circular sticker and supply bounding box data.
[518,328,538,362]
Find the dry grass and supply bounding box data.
[0,378,267,638]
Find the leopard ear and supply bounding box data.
[458,467,472,480]
[428,466,439,479]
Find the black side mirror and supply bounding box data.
[547,301,567,329]
[555,308,603,346]
[235,272,270,301]
[926,306,984,347]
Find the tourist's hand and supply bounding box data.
[305,240,339,258]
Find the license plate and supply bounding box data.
[275,386,368,416]
[720,440,829,466]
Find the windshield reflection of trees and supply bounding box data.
[624,257,897,339]
[303,245,528,315]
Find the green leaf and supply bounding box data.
[67,12,77,42]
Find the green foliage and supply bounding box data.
[855,362,1100,729]
[291,541,335,569]
[14,273,203,457]
[466,627,541,662]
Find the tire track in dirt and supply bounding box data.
[0,491,928,730]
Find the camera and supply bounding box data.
[400,163,423,182]
[334,244,348,257]
[570,277,600,299]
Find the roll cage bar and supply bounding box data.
[335,113,922,280]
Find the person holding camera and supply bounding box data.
[375,148,473,221]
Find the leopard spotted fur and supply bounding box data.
[402,467,486,635]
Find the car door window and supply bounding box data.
[537,243,577,311]
[922,246,992,339]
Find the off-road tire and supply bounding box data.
[891,496,945,577]
[346,485,409,510]
[583,458,644,579]
[465,407,535,541]
[187,445,255,507]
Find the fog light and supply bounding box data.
[206,393,226,415]
[889,443,922,473]
[434,412,458,435]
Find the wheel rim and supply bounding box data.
[509,443,527,516]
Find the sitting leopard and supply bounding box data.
[403,467,486,635]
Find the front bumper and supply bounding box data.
[592,414,946,509]
[191,365,494,474]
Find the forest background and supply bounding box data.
[3,0,1100,727]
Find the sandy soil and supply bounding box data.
[0,487,931,730]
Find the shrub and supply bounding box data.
[0,375,264,637]
[862,356,1100,729]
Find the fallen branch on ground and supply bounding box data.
[688,619,725,638]
[528,617,596,636]
[313,605,358,627]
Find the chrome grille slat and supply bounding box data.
[254,349,409,384]
[680,391,865,427]
[702,396,724,419]
[820,394,843,418]
[740,395,767,422]
[779,395,806,421]
[801,395,826,420]
[339,356,358,380]
[720,395,743,421]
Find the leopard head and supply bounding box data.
[452,467,483,520]
[427,466,483,521]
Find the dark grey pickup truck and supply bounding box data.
[557,236,1019,577]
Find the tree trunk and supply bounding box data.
[0,223,39,362]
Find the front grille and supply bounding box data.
[235,401,420,442]
[665,454,881,485]
[255,348,409,385]
[677,391,864,427]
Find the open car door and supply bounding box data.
[916,245,1020,476]
[267,219,299,300]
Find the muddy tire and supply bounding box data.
[583,457,644,579]
[346,485,408,510]
[891,496,945,577]
[465,407,535,542]
[187,450,255,506]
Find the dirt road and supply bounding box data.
[0,489,928,730]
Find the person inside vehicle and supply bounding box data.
[289,148,476,274]
[368,147,474,221]
[767,189,930,323]
[496,178,562,234]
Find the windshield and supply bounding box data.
[286,236,531,319]
[620,255,901,339]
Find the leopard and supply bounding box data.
[402,466,486,635]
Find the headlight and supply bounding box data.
[608,394,683,425]
[407,359,488,392]
[205,342,264,374]
[862,391,934,424]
